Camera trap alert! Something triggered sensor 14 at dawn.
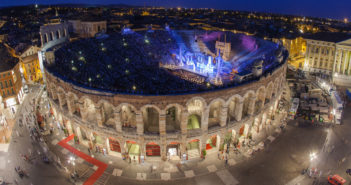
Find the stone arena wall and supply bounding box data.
[45,62,287,161]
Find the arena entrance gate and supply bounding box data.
[206,135,218,150]
[146,142,161,156]
[125,140,140,162]
[187,139,200,159]
[167,142,180,160]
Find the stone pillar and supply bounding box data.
[139,136,145,159]
[120,138,126,154]
[328,47,333,71]
[159,111,166,135]
[317,46,322,69]
[66,98,73,115]
[78,101,86,121]
[338,49,343,73]
[247,97,256,116]
[180,110,188,134]
[260,114,265,129]
[235,99,243,121]
[114,111,122,133]
[201,133,207,155]
[219,129,226,150]
[180,134,187,155]
[160,138,167,161]
[95,106,103,127]
[333,49,338,74]
[343,50,348,74]
[219,105,228,127]
[201,108,209,133]
[159,110,167,161]
[88,131,94,149]
[136,111,144,135]
[57,92,64,109]
[75,126,83,142]
[304,43,310,70]
[40,34,44,47]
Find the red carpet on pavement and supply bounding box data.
[58,134,108,185]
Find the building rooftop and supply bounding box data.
[0,43,19,72]
[304,32,351,43]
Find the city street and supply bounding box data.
[0,85,70,185]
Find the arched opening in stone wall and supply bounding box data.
[272,79,279,98]
[206,134,219,150]
[120,104,137,132]
[237,124,250,146]
[146,142,161,157]
[255,87,265,114]
[225,129,237,148]
[108,137,121,154]
[187,114,201,130]
[78,127,89,146]
[44,34,48,43]
[167,142,180,160]
[166,106,181,133]
[48,32,53,41]
[142,107,159,134]
[208,100,223,128]
[228,96,238,122]
[265,83,273,104]
[92,133,105,153]
[187,139,200,159]
[67,93,79,117]
[187,98,203,130]
[125,140,140,160]
[56,30,60,39]
[242,92,254,119]
[82,98,97,123]
[100,102,115,128]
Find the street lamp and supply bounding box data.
[68,156,76,174]
[309,152,317,161]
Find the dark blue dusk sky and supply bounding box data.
[1,0,350,20]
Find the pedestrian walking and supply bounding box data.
[88,148,91,155]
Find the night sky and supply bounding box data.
[1,0,350,20]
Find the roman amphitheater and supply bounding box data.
[43,29,288,161]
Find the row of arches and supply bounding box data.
[47,76,284,136]
[53,99,280,161]
[41,28,68,45]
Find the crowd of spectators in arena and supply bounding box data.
[46,30,287,95]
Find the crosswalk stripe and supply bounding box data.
[216,169,239,185]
